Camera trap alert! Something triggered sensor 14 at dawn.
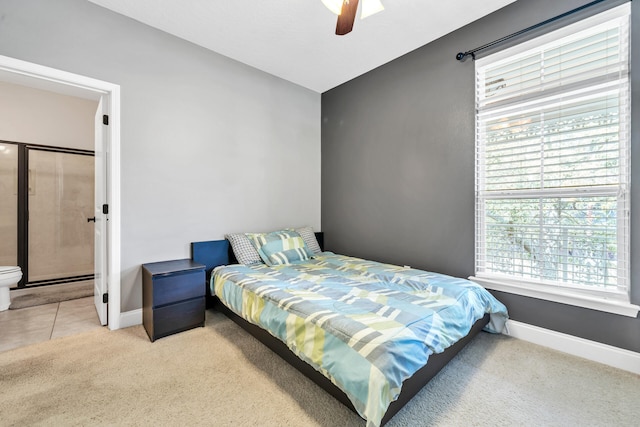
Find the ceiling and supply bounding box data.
[88,0,516,93]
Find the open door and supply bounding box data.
[94,97,108,325]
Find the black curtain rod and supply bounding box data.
[456,0,611,61]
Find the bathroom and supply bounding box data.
[0,79,98,318]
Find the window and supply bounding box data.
[472,3,637,317]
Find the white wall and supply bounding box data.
[0,81,97,150]
[0,0,321,312]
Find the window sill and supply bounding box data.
[469,275,640,318]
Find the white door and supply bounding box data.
[94,97,108,325]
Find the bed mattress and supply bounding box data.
[212,252,508,426]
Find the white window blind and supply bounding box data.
[474,4,630,300]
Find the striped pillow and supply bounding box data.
[247,230,313,266]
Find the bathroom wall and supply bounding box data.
[0,81,97,150]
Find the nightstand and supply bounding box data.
[142,259,206,342]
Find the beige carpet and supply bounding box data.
[1,310,638,426]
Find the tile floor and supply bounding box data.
[0,297,102,353]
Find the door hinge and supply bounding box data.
[102,204,109,214]
[102,293,108,304]
[103,115,109,125]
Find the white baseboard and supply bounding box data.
[119,309,142,329]
[504,320,640,375]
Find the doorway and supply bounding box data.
[0,54,121,330]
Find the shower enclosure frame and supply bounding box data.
[6,140,96,288]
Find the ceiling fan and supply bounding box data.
[321,0,385,35]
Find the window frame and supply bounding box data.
[470,3,638,317]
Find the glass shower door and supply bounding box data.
[27,148,94,282]
[0,142,18,267]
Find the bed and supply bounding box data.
[192,231,507,426]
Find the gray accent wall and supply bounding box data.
[322,0,640,352]
[0,0,321,312]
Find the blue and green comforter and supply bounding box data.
[212,253,508,426]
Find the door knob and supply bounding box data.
[87,217,96,222]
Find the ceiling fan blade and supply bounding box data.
[336,0,359,36]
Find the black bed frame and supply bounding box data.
[191,233,489,425]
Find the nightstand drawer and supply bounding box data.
[152,270,205,307]
[142,259,207,342]
[152,297,205,340]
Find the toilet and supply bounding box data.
[0,266,23,311]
